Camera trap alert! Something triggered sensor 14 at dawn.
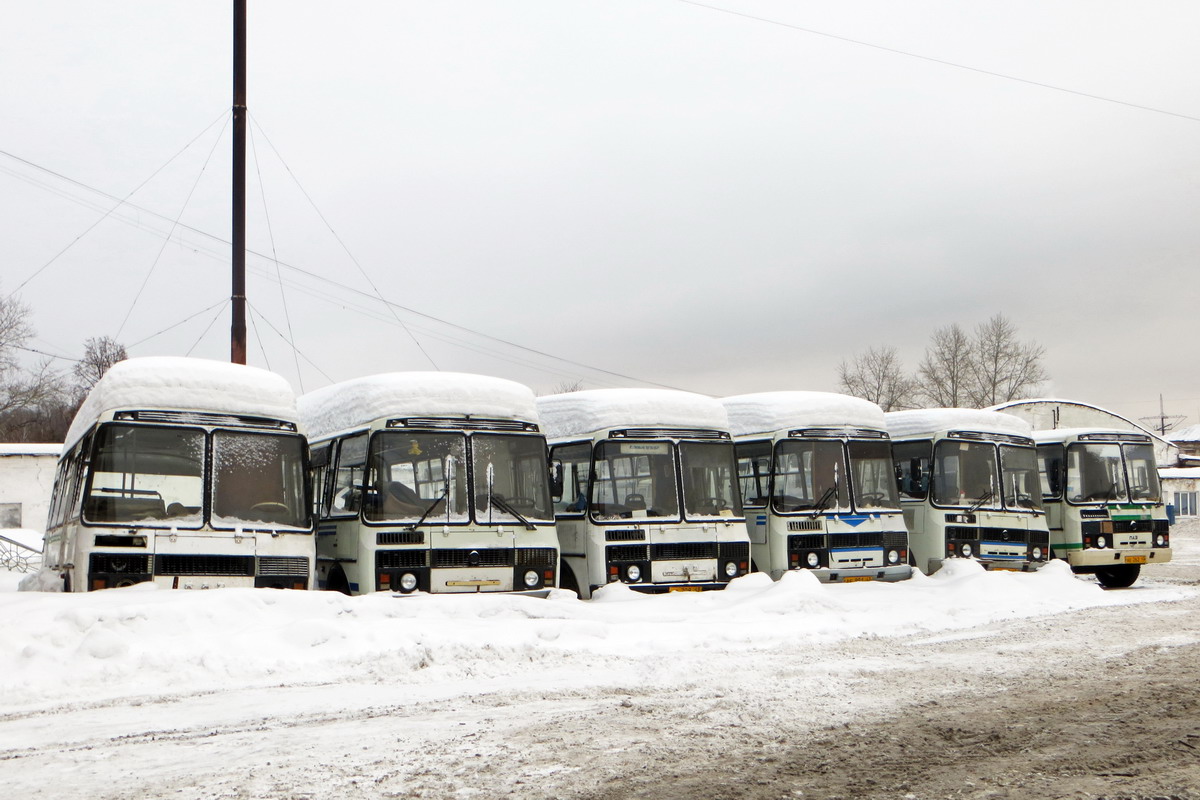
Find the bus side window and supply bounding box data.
[310,443,332,519]
[1037,444,1064,500]
[891,441,931,500]
[331,434,368,515]
[735,440,771,509]
[550,443,590,515]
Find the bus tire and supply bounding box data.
[326,567,351,595]
[1095,564,1140,589]
[559,563,581,598]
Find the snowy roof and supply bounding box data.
[721,392,885,437]
[0,443,61,456]
[1167,424,1200,443]
[1159,467,1200,479]
[537,389,728,440]
[884,408,1032,440]
[1032,427,1153,444]
[299,372,539,441]
[66,357,299,448]
[987,398,1162,440]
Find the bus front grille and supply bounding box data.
[829,533,883,549]
[787,520,823,532]
[377,531,425,546]
[788,534,826,551]
[606,544,650,562]
[257,556,309,576]
[517,548,557,567]
[605,529,646,542]
[652,542,717,561]
[432,548,513,568]
[718,542,749,564]
[90,553,152,575]
[377,550,429,569]
[882,532,909,549]
[155,554,255,576]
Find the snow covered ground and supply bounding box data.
[2,522,1198,799]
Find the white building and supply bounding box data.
[988,398,1178,466]
[0,443,61,536]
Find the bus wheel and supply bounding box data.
[559,564,581,598]
[326,568,351,595]
[1096,564,1140,589]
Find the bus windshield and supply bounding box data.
[84,424,205,526]
[365,432,469,523]
[847,439,900,511]
[999,444,1043,511]
[679,441,743,519]
[472,434,554,523]
[1066,443,1128,504]
[773,440,846,513]
[1124,443,1161,502]
[212,431,309,529]
[590,440,679,521]
[932,440,999,509]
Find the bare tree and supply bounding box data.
[551,379,584,394]
[917,323,974,407]
[0,292,68,442]
[965,314,1048,407]
[838,346,918,411]
[74,336,128,391]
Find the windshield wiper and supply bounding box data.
[406,487,449,530]
[811,485,839,514]
[966,489,994,514]
[490,492,537,530]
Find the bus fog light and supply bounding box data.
[886,549,899,565]
[724,561,738,578]
[523,569,540,588]
[1096,536,1107,549]
[960,543,973,558]
[625,564,641,582]
[806,552,820,568]
[399,572,418,592]
[1032,547,1043,560]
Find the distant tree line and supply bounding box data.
[0,291,126,443]
[838,313,1048,411]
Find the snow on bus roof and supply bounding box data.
[537,389,728,440]
[1032,427,1152,443]
[298,372,539,440]
[65,357,299,447]
[884,408,1032,439]
[0,443,61,456]
[721,391,884,436]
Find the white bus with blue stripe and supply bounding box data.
[885,409,1049,574]
[722,392,912,583]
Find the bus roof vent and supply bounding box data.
[1078,432,1150,443]
[788,427,888,439]
[114,410,297,431]
[387,417,539,433]
[946,430,1032,446]
[610,428,729,440]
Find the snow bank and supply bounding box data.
[537,389,728,440]
[66,357,299,447]
[0,555,1186,711]
[299,372,539,441]
[885,408,1032,440]
[722,391,885,437]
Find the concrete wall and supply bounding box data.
[0,445,61,536]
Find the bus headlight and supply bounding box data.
[886,549,899,565]
[806,552,820,568]
[399,572,418,592]
[960,543,973,558]
[1096,536,1107,549]
[1032,547,1043,560]
[1156,534,1166,547]
[724,561,739,578]
[523,569,540,588]
[625,564,641,582]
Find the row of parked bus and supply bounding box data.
[39,357,1172,595]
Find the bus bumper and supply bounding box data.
[1065,547,1172,570]
[805,565,912,583]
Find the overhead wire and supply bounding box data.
[675,0,1200,124]
[246,300,334,383]
[114,113,231,339]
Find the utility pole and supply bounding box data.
[1139,394,1185,436]
[231,0,247,364]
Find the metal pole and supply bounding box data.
[231,0,247,364]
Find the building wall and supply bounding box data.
[0,447,61,536]
[1161,469,1200,518]
[990,399,1178,466]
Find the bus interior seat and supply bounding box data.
[624,493,647,510]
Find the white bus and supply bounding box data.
[299,372,559,595]
[885,408,1049,574]
[1034,428,1171,588]
[42,357,313,591]
[721,392,912,583]
[537,389,751,598]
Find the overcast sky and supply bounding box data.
[2,1,1198,428]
